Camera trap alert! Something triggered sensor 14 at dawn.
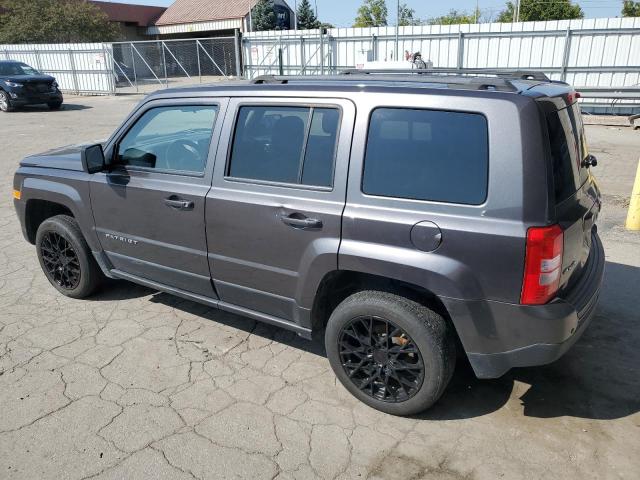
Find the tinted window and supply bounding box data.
[547,103,589,203]
[117,105,217,173]
[363,108,489,204]
[0,62,39,76]
[228,106,339,187]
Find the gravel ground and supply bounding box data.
[0,95,639,480]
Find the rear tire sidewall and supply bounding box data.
[325,292,455,416]
[36,215,100,299]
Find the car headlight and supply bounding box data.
[52,81,58,88]
[4,81,23,88]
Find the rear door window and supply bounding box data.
[546,103,589,204]
[228,106,339,187]
[362,108,489,205]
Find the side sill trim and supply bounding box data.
[109,269,312,339]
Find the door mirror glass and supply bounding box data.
[82,144,105,174]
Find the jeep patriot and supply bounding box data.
[13,70,604,415]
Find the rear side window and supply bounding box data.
[228,106,339,187]
[362,108,489,204]
[546,103,589,203]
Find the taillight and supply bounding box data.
[521,225,564,305]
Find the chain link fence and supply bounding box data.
[109,36,241,94]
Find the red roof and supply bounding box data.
[155,0,253,26]
[90,1,167,27]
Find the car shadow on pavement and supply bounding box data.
[90,261,640,421]
[19,103,92,112]
[421,261,640,421]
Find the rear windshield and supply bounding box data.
[546,102,589,204]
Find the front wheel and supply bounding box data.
[36,215,104,298]
[48,101,63,110]
[0,90,14,112]
[325,291,456,416]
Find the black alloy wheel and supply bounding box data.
[39,231,81,290]
[338,315,425,403]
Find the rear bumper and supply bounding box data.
[445,231,605,379]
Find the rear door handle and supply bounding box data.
[280,214,323,230]
[164,196,194,210]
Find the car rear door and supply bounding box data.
[206,97,355,328]
[91,97,228,297]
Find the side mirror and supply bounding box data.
[582,154,598,168]
[81,144,105,174]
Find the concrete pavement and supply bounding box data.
[0,96,639,480]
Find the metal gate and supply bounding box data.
[109,36,241,94]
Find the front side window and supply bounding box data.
[362,108,489,205]
[228,105,339,187]
[116,105,218,173]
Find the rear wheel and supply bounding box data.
[36,215,104,298]
[325,291,456,416]
[0,91,14,112]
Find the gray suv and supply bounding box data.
[13,70,604,415]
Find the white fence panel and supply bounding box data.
[243,17,640,113]
[1,42,114,94]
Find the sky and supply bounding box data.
[107,0,625,28]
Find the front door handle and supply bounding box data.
[280,214,323,230]
[164,196,194,210]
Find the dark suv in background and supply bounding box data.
[13,70,604,415]
[0,60,63,112]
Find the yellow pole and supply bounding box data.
[626,158,640,231]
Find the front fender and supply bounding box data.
[18,169,100,251]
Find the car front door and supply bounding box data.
[206,97,355,329]
[91,97,227,297]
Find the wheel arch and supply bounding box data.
[24,199,74,244]
[311,270,453,332]
[19,177,100,251]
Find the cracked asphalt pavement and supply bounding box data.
[1,96,639,480]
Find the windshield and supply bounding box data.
[0,62,40,76]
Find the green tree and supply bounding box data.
[0,0,121,43]
[622,1,640,16]
[354,0,388,27]
[296,0,321,29]
[399,4,420,26]
[497,0,583,22]
[427,9,481,25]
[251,0,277,31]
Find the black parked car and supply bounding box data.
[0,60,63,112]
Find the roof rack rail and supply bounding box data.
[250,74,519,92]
[340,68,551,82]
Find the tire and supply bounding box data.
[0,90,14,112]
[48,102,63,110]
[36,215,104,299]
[325,291,456,416]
